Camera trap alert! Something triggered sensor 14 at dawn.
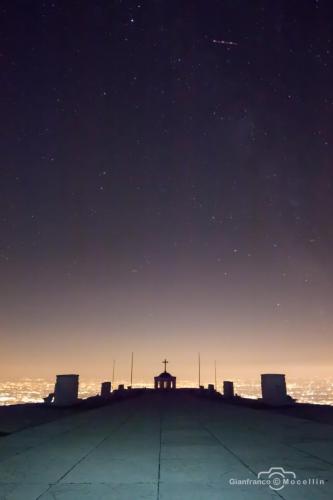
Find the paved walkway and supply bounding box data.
[0,391,332,499]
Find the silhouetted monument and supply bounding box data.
[101,381,111,398]
[54,374,79,406]
[154,359,176,390]
[223,380,234,398]
[261,373,292,406]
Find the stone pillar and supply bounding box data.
[54,374,79,407]
[261,374,288,406]
[101,381,111,398]
[223,381,234,398]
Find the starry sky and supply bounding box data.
[1,0,333,384]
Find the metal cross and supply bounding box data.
[162,358,168,372]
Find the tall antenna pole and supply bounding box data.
[214,360,217,389]
[130,352,134,387]
[112,360,115,386]
[198,353,201,387]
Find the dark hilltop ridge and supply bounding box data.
[1,389,333,436]
[1,369,333,435]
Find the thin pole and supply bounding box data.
[130,352,134,387]
[112,360,115,386]
[198,353,201,387]
[214,360,217,389]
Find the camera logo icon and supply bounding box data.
[258,467,296,490]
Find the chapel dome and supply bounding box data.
[158,371,173,378]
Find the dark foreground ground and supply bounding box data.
[0,391,333,499]
[0,404,80,435]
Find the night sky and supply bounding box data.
[1,1,333,383]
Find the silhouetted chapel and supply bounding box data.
[154,359,177,390]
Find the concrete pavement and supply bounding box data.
[0,391,332,499]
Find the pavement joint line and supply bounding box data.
[35,484,54,500]
[197,416,287,500]
[289,443,333,467]
[35,411,135,500]
[56,414,135,483]
[0,404,127,465]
